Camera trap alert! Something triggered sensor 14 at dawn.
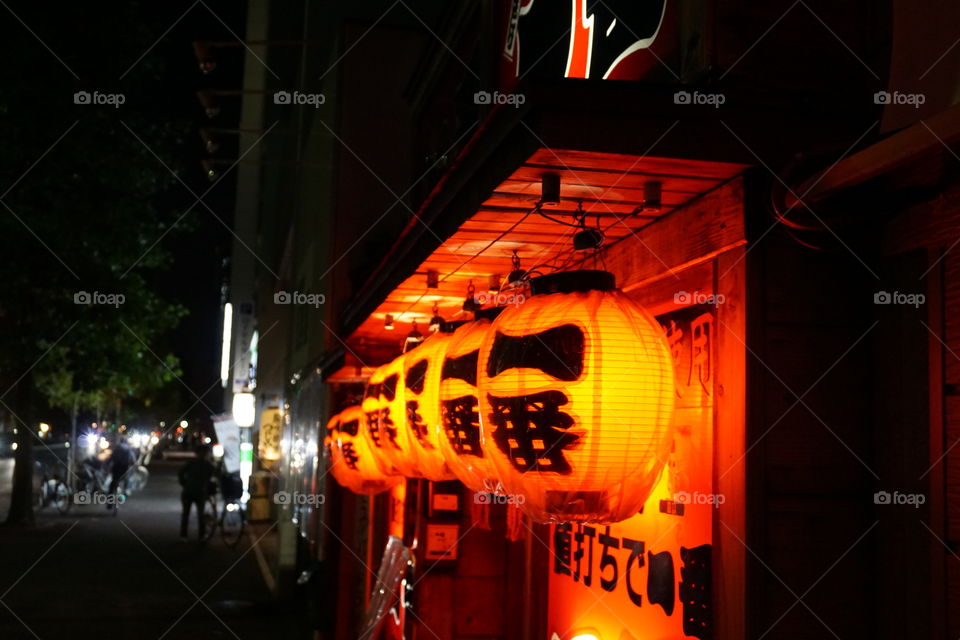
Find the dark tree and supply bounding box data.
[0,2,193,524]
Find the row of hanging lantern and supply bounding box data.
[324,270,676,524]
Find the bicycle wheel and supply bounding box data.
[54,481,72,514]
[127,466,149,494]
[37,478,55,509]
[200,497,218,543]
[220,501,245,548]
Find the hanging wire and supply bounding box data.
[441,207,535,283]
[386,194,620,337]
[536,208,584,228]
[390,206,536,327]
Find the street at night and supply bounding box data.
[0,459,301,639]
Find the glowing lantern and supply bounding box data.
[401,330,458,480]
[372,355,425,477]
[437,310,504,493]
[326,406,400,495]
[477,270,675,523]
[361,364,402,475]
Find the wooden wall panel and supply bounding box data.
[945,396,960,544]
[601,178,746,292]
[749,231,881,639]
[943,252,960,386]
[940,252,960,638]
[950,555,960,640]
[714,248,747,640]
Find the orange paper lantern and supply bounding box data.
[372,355,424,477]
[361,364,403,476]
[477,270,675,523]
[401,331,457,480]
[437,313,504,493]
[326,406,401,495]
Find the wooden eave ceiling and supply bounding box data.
[346,148,747,352]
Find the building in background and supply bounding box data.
[214,2,960,639]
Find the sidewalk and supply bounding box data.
[0,460,307,640]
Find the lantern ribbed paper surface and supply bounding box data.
[437,317,503,493]
[402,333,456,480]
[326,406,400,495]
[477,270,675,523]
[374,355,425,477]
[361,365,402,476]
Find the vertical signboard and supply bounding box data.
[547,307,715,640]
[258,406,282,465]
[212,413,242,474]
[231,300,255,393]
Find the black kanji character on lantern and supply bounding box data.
[380,407,400,449]
[340,418,360,437]
[487,390,579,473]
[621,537,646,607]
[553,523,573,576]
[365,412,382,447]
[647,549,676,616]
[441,396,483,457]
[406,401,433,448]
[598,526,620,593]
[341,442,360,470]
[406,359,428,394]
[486,325,585,381]
[572,523,596,586]
[680,544,711,640]
[380,374,398,401]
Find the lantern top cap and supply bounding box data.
[529,270,616,296]
[439,320,467,333]
[474,306,505,321]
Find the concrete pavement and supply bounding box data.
[0,459,306,640]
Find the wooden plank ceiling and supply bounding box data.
[345,148,747,355]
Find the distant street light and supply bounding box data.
[233,392,256,427]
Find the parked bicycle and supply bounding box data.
[55,434,152,515]
[35,462,71,514]
[57,457,124,515]
[200,471,246,548]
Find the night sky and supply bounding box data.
[112,1,250,422]
[146,2,249,419]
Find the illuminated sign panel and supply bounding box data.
[501,0,676,84]
[547,308,715,640]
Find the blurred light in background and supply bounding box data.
[232,392,256,427]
